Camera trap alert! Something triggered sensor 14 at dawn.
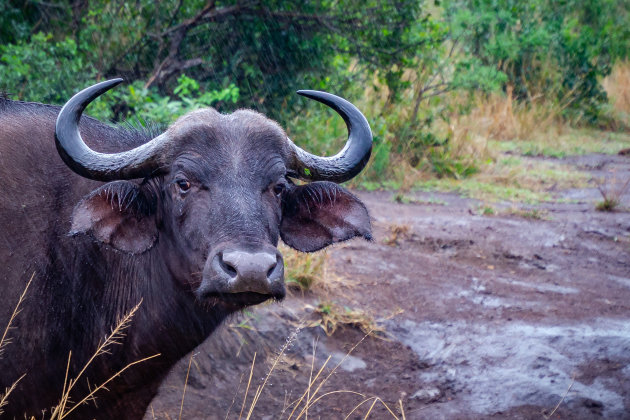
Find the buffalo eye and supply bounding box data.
[175,179,191,193]
[272,179,288,198]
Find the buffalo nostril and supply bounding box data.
[267,259,278,278]
[219,253,237,277]
[218,250,284,295]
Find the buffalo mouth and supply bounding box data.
[202,291,282,308]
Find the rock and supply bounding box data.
[411,387,441,402]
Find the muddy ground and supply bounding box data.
[147,154,630,420]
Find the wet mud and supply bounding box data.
[148,154,630,419]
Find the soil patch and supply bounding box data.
[148,154,630,419]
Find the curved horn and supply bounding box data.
[288,90,372,183]
[55,79,172,181]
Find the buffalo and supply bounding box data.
[0,79,371,419]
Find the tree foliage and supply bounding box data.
[0,0,425,119]
[0,0,628,180]
[445,0,630,120]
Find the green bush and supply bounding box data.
[1,1,629,187]
[0,32,96,105]
[445,0,630,121]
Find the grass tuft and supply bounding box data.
[595,172,630,212]
[281,244,328,292]
[306,302,387,338]
[596,198,620,212]
[383,224,412,247]
[506,207,549,220]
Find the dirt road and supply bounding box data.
[148,154,630,420]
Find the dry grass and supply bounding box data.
[433,78,629,164]
[281,243,357,299]
[1,278,160,419]
[383,223,412,247]
[480,157,589,191]
[239,326,302,419]
[414,69,630,203]
[489,129,630,157]
[0,273,33,358]
[49,300,160,420]
[280,244,328,292]
[0,374,25,416]
[417,156,590,203]
[0,273,34,416]
[178,353,195,420]
[595,171,630,211]
[603,60,630,118]
[233,330,403,420]
[438,85,570,157]
[505,207,549,220]
[305,302,387,338]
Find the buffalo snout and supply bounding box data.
[200,246,286,303]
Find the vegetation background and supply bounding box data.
[1,2,630,418]
[1,0,629,194]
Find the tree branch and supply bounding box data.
[145,1,264,88]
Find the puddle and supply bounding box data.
[495,277,580,294]
[390,318,630,417]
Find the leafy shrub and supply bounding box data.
[445,0,630,121]
[0,32,96,104]
[110,75,240,124]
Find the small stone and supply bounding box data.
[411,387,441,402]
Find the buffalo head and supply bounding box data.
[55,79,372,310]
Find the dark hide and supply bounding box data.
[0,97,371,419]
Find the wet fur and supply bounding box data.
[0,96,370,419]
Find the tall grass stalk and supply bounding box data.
[398,399,406,420]
[0,374,25,416]
[234,329,402,419]
[288,333,371,420]
[225,372,246,420]
[0,273,34,416]
[306,338,318,420]
[49,299,161,419]
[178,352,195,420]
[0,273,34,358]
[244,326,302,419]
[239,352,256,419]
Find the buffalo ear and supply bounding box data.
[280,182,372,252]
[71,181,157,254]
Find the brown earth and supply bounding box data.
[147,154,630,420]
